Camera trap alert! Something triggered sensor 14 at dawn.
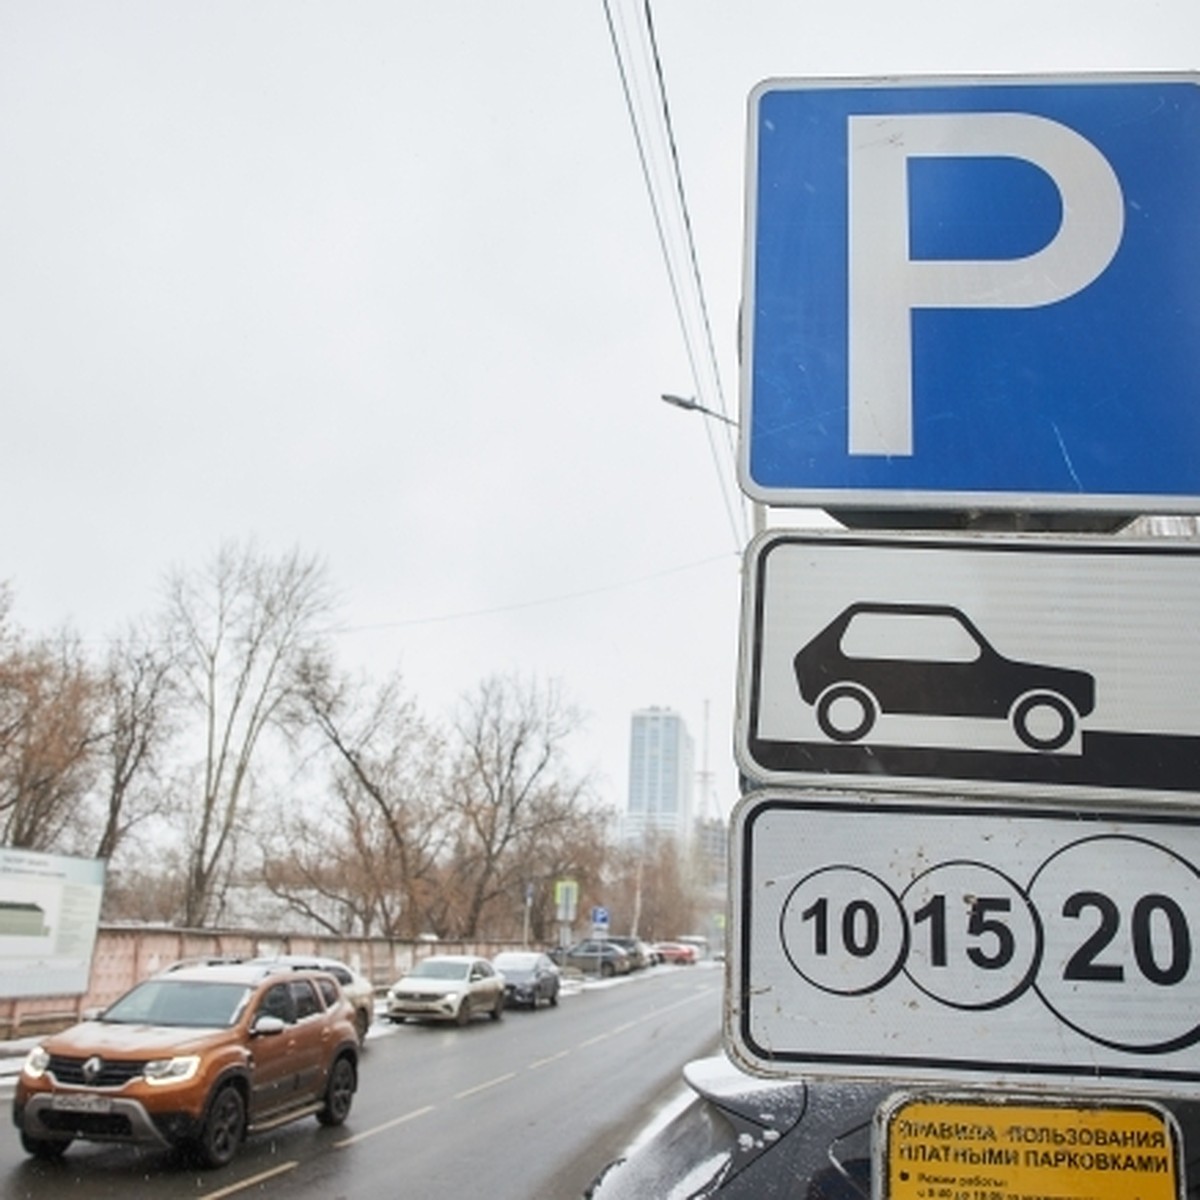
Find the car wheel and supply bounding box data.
[490,994,503,1021]
[194,1083,245,1168]
[600,960,615,978]
[1012,692,1075,751]
[815,683,877,742]
[20,1131,72,1160]
[354,1008,369,1044]
[317,1055,356,1126]
[455,997,472,1026]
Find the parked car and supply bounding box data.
[12,962,359,1168]
[492,951,561,1008]
[588,1054,1200,1198]
[552,940,632,978]
[385,955,505,1025]
[603,936,652,970]
[245,954,375,1045]
[653,940,698,965]
[586,1055,867,1198]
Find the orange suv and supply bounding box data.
[12,962,360,1168]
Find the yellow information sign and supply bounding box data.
[879,1095,1181,1200]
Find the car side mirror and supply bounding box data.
[252,1014,286,1037]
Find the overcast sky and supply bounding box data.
[1,1,1195,820]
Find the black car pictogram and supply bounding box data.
[793,602,1095,751]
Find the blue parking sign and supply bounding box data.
[741,74,1200,512]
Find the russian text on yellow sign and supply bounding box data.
[883,1096,1179,1200]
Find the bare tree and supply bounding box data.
[165,542,332,927]
[91,623,179,861]
[272,660,447,937]
[605,831,699,943]
[514,801,609,946]
[0,619,101,852]
[445,674,591,938]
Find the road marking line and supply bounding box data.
[527,1050,570,1070]
[454,1071,516,1100]
[199,1162,297,1198]
[337,981,720,1143]
[334,1103,435,1146]
[573,986,716,1050]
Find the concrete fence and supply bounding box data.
[1,925,525,1038]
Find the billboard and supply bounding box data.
[0,847,106,999]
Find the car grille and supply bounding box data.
[392,992,436,1003]
[48,1055,148,1088]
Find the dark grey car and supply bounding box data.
[603,936,651,970]
[586,1055,1200,1198]
[493,951,560,1008]
[552,940,631,977]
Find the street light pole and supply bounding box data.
[660,392,738,428]
[660,393,765,535]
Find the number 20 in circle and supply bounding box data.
[780,865,908,995]
[1029,834,1200,1053]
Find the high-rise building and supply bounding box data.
[625,707,694,844]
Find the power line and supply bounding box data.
[601,0,749,548]
[323,552,736,635]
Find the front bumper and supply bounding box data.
[386,994,462,1021]
[15,1090,197,1148]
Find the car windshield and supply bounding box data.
[408,960,470,980]
[103,979,252,1028]
[494,954,538,972]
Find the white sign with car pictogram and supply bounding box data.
[736,530,1200,798]
[728,790,1200,1092]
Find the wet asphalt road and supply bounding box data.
[2,964,723,1199]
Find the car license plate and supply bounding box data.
[51,1093,113,1114]
[876,1094,1182,1200]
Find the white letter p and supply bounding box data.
[847,112,1124,456]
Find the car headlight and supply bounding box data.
[143,1055,200,1085]
[22,1045,49,1078]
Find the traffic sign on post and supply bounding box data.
[737,529,1200,798]
[741,73,1200,513]
[729,790,1200,1093]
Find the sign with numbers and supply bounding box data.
[728,791,1200,1091]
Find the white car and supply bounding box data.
[386,955,505,1025]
